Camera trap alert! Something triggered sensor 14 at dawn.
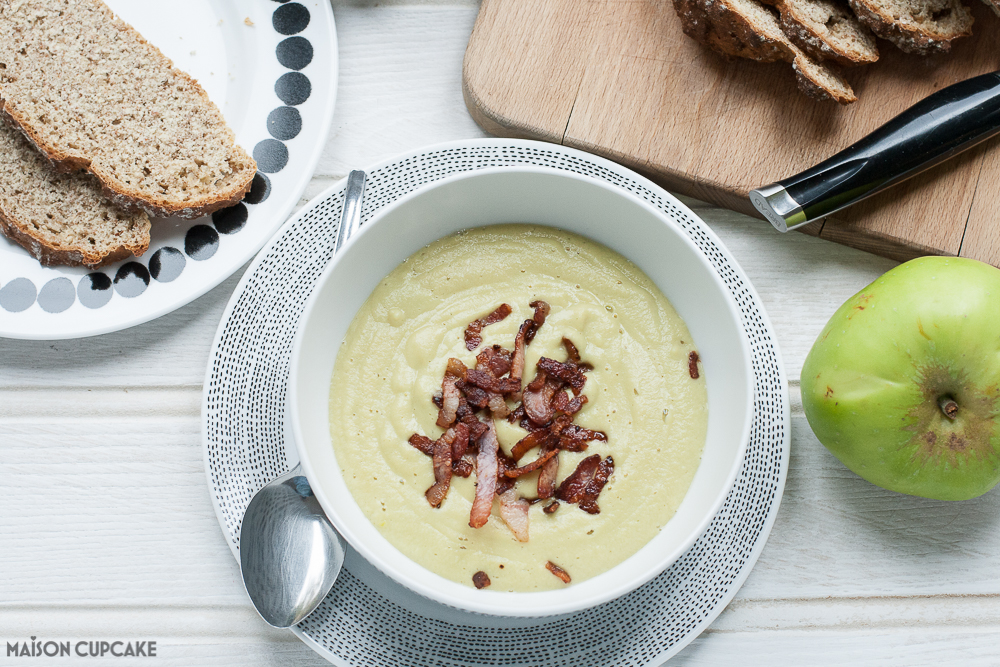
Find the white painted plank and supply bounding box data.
[5,388,1000,612]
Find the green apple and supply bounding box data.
[801,256,1000,501]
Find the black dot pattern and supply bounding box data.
[276,36,313,70]
[273,3,310,35]
[185,225,220,261]
[213,204,250,235]
[244,173,272,205]
[267,106,302,140]
[78,273,112,309]
[114,262,150,298]
[253,139,289,173]
[149,247,186,282]
[275,72,311,105]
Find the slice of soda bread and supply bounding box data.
[0,121,150,268]
[775,0,879,66]
[674,0,858,103]
[847,0,974,53]
[0,0,256,219]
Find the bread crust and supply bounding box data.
[674,0,856,103]
[0,205,148,268]
[0,0,257,220]
[847,0,974,54]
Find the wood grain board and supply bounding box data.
[462,0,1000,265]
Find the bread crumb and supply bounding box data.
[244,17,254,26]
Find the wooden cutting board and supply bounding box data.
[463,0,1000,265]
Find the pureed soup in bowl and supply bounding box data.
[289,167,752,617]
[328,225,707,592]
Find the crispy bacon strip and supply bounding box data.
[525,300,550,345]
[469,421,499,528]
[407,434,435,456]
[503,447,559,478]
[472,571,491,589]
[523,376,560,424]
[466,369,521,394]
[555,454,601,503]
[507,404,525,424]
[537,357,587,395]
[562,337,581,364]
[487,392,510,419]
[436,375,460,428]
[495,451,517,495]
[543,500,560,514]
[446,357,468,379]
[537,450,559,499]
[562,337,594,371]
[510,320,532,384]
[511,429,552,462]
[425,438,453,508]
[450,422,471,461]
[688,351,700,380]
[579,456,615,514]
[498,489,530,542]
[465,304,512,351]
[456,379,491,409]
[558,423,607,452]
[552,391,588,416]
[545,561,571,584]
[477,345,512,378]
[453,454,474,478]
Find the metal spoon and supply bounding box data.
[239,170,367,628]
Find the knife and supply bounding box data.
[750,71,1000,232]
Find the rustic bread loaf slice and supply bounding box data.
[0,122,150,268]
[674,0,858,103]
[983,0,1000,15]
[0,0,256,219]
[847,0,974,53]
[776,0,879,66]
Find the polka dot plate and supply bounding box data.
[0,0,337,340]
[203,140,791,666]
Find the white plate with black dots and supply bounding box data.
[0,0,337,340]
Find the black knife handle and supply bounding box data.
[750,72,1000,232]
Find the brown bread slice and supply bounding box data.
[776,0,879,66]
[674,0,858,103]
[984,0,1000,15]
[0,122,150,268]
[0,0,256,219]
[847,0,974,53]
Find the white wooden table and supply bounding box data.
[4,2,998,664]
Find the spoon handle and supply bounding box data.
[335,170,368,251]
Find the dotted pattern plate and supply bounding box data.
[0,0,337,340]
[203,140,791,666]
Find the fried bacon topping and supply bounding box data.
[499,489,530,542]
[472,571,491,589]
[407,300,616,562]
[436,375,461,428]
[545,561,571,584]
[688,351,700,380]
[465,304,513,351]
[469,421,499,528]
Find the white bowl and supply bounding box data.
[288,167,753,617]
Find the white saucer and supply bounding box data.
[202,139,791,666]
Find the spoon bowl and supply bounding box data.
[238,170,366,628]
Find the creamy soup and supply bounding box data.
[328,225,707,591]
